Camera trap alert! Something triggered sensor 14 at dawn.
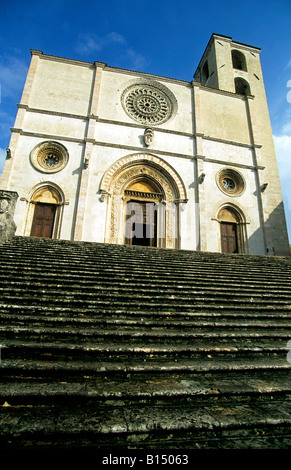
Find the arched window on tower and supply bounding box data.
[201,61,209,85]
[232,50,247,71]
[234,77,251,95]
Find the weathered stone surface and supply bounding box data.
[0,236,291,449]
[0,191,18,244]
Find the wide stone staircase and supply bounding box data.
[0,235,291,450]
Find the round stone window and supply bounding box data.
[216,169,245,196]
[30,141,69,173]
[121,80,177,125]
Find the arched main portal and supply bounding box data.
[99,154,187,249]
[124,179,162,247]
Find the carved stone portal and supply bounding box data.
[105,165,181,248]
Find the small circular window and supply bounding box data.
[30,141,69,173]
[216,169,245,196]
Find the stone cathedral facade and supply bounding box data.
[0,33,289,256]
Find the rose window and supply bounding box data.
[121,81,177,125]
[136,95,159,115]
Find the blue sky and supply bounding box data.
[1,0,291,241]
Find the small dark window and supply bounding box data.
[232,50,247,72]
[235,77,250,95]
[201,61,209,85]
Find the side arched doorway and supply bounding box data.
[217,206,247,254]
[28,185,64,239]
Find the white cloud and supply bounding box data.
[287,80,291,103]
[274,134,291,209]
[281,120,291,134]
[124,47,148,71]
[274,135,291,171]
[76,32,127,55]
[107,32,127,46]
[75,32,148,71]
[0,56,28,100]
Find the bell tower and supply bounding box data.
[194,33,263,95]
[194,34,290,256]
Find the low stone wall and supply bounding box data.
[0,190,18,243]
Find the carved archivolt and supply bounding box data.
[100,154,187,248]
[113,166,172,200]
[100,153,187,200]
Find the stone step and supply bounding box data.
[1,301,290,316]
[1,272,291,294]
[2,237,291,271]
[1,311,290,328]
[1,265,291,286]
[1,330,290,351]
[1,286,290,307]
[1,252,291,277]
[1,339,289,363]
[1,236,291,449]
[0,303,291,322]
[1,346,290,371]
[1,296,291,315]
[1,241,291,270]
[3,236,290,264]
[0,369,290,403]
[0,396,290,449]
[1,270,291,296]
[1,279,291,301]
[1,320,291,337]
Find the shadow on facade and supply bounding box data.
[248,200,290,257]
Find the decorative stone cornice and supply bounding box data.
[30,49,43,57]
[10,128,84,144]
[30,50,190,86]
[124,189,163,201]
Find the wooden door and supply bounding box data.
[125,201,157,247]
[220,222,238,254]
[31,203,56,238]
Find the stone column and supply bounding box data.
[74,62,105,241]
[192,82,206,252]
[0,190,19,243]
